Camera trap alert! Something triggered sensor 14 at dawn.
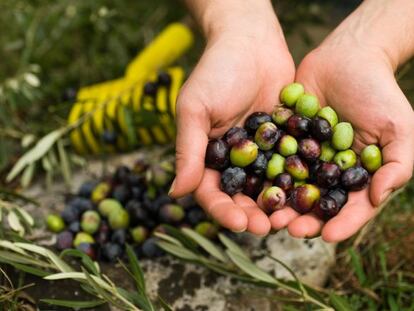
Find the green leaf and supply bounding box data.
[329,293,352,311]
[0,250,52,268]
[44,272,111,291]
[348,248,366,285]
[154,232,183,246]
[162,225,199,253]
[116,287,154,311]
[7,210,24,234]
[157,241,199,261]
[158,295,173,311]
[226,250,277,285]
[122,107,138,147]
[7,129,64,182]
[267,255,308,298]
[218,233,249,260]
[125,245,146,293]
[41,298,105,309]
[60,248,98,275]
[0,240,27,255]
[82,268,123,308]
[10,262,49,277]
[14,207,34,227]
[387,294,399,311]
[182,228,227,263]
[57,139,72,185]
[20,162,35,188]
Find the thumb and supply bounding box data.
[169,97,210,198]
[370,136,414,206]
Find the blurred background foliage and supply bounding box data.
[0,0,413,309]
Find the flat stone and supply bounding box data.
[22,150,336,310]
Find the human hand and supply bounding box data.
[169,2,295,235]
[270,22,414,242]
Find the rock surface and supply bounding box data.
[23,151,336,310]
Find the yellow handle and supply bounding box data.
[125,23,193,81]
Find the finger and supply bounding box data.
[269,207,300,230]
[370,138,414,206]
[321,189,378,242]
[169,98,210,198]
[287,214,323,238]
[233,194,271,236]
[194,169,248,232]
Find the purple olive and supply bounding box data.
[273,173,294,193]
[316,163,341,188]
[298,138,321,161]
[313,196,340,221]
[205,139,230,171]
[224,127,248,147]
[244,112,272,134]
[290,184,320,214]
[286,115,311,138]
[341,167,369,191]
[311,117,333,141]
[242,175,264,199]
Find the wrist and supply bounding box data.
[189,0,284,44]
[323,0,414,70]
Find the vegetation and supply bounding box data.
[0,0,413,310]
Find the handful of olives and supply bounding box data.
[205,82,383,221]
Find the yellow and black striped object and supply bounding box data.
[67,23,192,154]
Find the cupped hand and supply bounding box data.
[169,24,295,235]
[270,36,414,242]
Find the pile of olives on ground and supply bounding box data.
[46,158,219,262]
[205,83,383,220]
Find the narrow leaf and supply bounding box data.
[218,233,249,260]
[157,241,199,261]
[82,268,123,308]
[15,207,34,227]
[7,211,24,234]
[45,272,113,292]
[154,232,183,246]
[7,129,64,182]
[125,245,146,292]
[182,228,227,263]
[41,298,105,308]
[158,295,173,311]
[60,249,98,275]
[226,250,277,285]
[329,293,352,311]
[20,162,35,188]
[0,240,27,255]
[348,248,366,285]
[57,139,72,185]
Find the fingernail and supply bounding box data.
[231,228,247,233]
[379,189,392,206]
[168,178,176,197]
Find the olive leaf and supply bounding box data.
[181,228,227,263]
[7,210,24,235]
[40,299,105,309]
[225,250,277,285]
[7,128,64,182]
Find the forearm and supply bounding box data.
[183,0,283,42]
[327,0,414,70]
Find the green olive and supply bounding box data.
[331,122,354,151]
[317,106,338,127]
[266,154,285,180]
[280,83,305,107]
[361,145,382,173]
[295,94,320,118]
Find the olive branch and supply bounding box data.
[155,226,353,310]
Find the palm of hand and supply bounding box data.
[270,47,414,242]
[173,35,295,235]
